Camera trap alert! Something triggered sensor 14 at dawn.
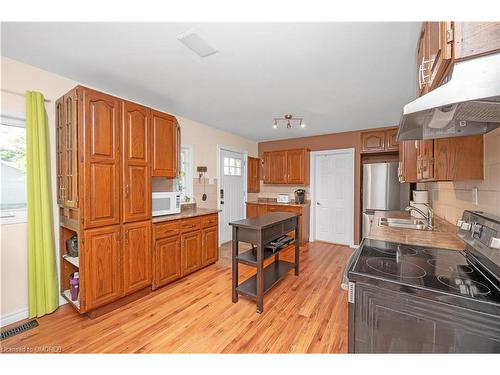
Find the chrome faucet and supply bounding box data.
[405,204,434,228]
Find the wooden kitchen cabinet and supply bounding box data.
[262,148,310,185]
[181,229,203,276]
[122,220,152,295]
[202,225,218,265]
[416,25,429,97]
[153,235,181,289]
[83,225,122,311]
[398,141,417,183]
[83,88,121,229]
[361,128,399,154]
[122,101,151,223]
[426,22,453,91]
[151,110,179,178]
[247,156,260,193]
[246,203,259,219]
[416,140,435,181]
[454,22,500,61]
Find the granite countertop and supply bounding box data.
[367,210,465,250]
[246,198,311,207]
[152,208,220,223]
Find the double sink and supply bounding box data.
[378,217,434,231]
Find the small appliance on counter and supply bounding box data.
[409,190,429,219]
[294,189,306,204]
[70,272,79,301]
[276,194,290,203]
[66,235,78,257]
[152,191,181,216]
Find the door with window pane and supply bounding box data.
[219,149,245,244]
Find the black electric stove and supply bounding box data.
[346,211,500,353]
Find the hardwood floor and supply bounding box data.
[1,242,352,353]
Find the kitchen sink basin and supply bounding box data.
[378,217,433,231]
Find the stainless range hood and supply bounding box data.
[397,52,500,141]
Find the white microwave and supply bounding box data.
[152,192,181,216]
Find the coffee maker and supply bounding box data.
[294,189,306,204]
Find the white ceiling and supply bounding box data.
[1,22,421,141]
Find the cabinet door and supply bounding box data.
[454,22,500,61]
[122,220,152,295]
[83,225,122,310]
[258,204,268,216]
[361,131,386,153]
[181,230,202,276]
[151,111,178,178]
[427,22,453,90]
[417,140,435,181]
[270,151,288,184]
[56,97,65,205]
[83,89,121,228]
[385,128,399,152]
[246,203,258,218]
[434,135,484,181]
[202,226,218,266]
[416,25,430,97]
[262,152,272,184]
[247,157,260,193]
[399,141,417,183]
[153,235,181,289]
[62,90,79,208]
[122,101,151,223]
[286,149,308,184]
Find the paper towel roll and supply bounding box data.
[413,190,429,204]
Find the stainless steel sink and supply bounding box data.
[378,217,434,231]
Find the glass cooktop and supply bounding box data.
[350,239,500,304]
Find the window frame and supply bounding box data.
[177,144,193,202]
[0,111,27,225]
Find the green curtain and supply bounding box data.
[26,91,59,318]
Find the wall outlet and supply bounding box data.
[472,187,479,205]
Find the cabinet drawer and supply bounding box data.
[201,214,218,228]
[267,205,300,213]
[154,221,180,239]
[181,217,201,233]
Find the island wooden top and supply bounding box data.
[367,210,466,251]
[230,212,300,230]
[152,208,220,223]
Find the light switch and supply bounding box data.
[472,187,478,205]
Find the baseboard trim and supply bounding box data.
[1,296,67,327]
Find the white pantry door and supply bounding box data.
[314,150,354,246]
[219,149,246,244]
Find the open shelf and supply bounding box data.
[62,289,80,311]
[62,254,79,268]
[236,241,294,267]
[236,260,295,300]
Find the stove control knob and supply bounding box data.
[460,222,472,231]
[490,237,500,250]
[456,219,464,227]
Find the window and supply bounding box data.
[175,145,193,202]
[0,112,27,224]
[223,157,242,176]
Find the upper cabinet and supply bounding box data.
[398,141,417,183]
[361,127,399,154]
[247,156,260,193]
[416,22,500,97]
[262,148,310,185]
[151,110,180,178]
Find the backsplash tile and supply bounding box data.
[419,128,500,224]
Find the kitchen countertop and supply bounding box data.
[152,208,220,223]
[367,210,466,250]
[246,198,311,207]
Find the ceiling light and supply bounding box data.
[272,114,305,130]
[177,29,219,58]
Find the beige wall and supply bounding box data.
[419,128,500,224]
[0,57,257,322]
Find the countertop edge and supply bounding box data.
[152,208,220,223]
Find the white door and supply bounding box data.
[219,149,246,244]
[314,150,354,246]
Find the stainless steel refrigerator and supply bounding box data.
[362,162,410,238]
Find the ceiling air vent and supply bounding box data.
[177,29,219,58]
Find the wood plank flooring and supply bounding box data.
[0,241,352,353]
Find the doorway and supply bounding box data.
[217,146,247,245]
[311,148,355,246]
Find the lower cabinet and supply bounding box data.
[83,225,122,311]
[122,220,151,295]
[153,235,181,289]
[153,214,218,289]
[181,230,203,275]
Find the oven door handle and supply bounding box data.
[341,247,360,290]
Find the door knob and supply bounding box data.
[317,202,321,205]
